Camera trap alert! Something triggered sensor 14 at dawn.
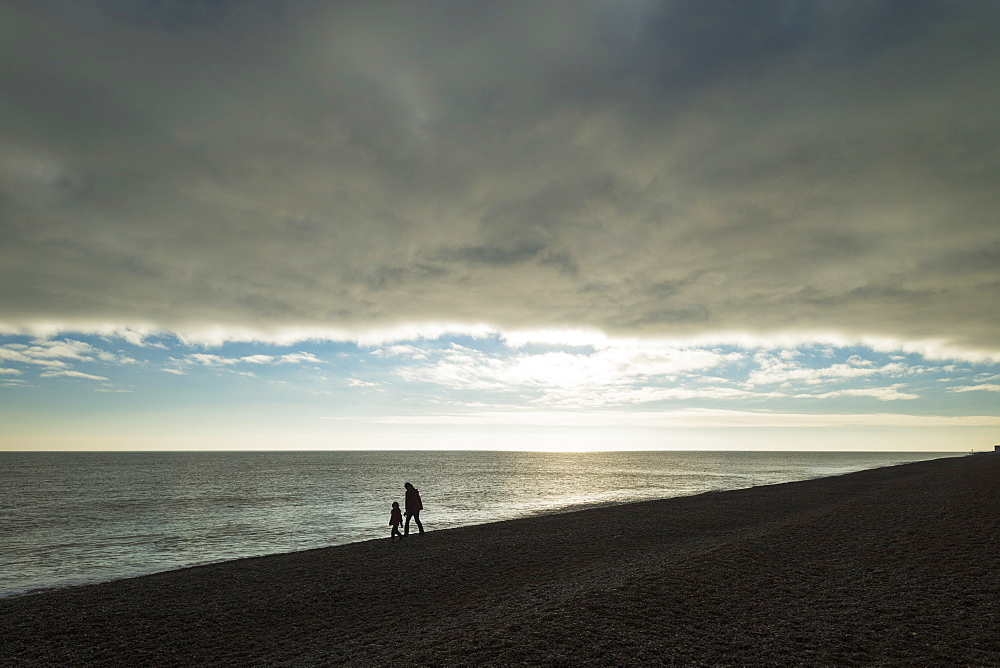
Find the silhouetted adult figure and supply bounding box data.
[403,482,424,536]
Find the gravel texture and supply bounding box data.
[2,454,998,666]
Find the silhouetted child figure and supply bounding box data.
[389,501,403,541]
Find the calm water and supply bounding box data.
[0,450,953,597]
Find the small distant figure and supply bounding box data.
[403,482,424,536]
[389,501,403,541]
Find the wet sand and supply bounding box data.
[2,453,998,666]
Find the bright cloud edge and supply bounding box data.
[2,321,999,362]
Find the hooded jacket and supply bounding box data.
[405,487,423,513]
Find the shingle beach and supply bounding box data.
[2,453,997,666]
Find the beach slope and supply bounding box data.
[2,454,998,666]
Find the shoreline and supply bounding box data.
[3,454,998,665]
[0,451,954,601]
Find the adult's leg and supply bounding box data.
[412,510,424,533]
[404,511,412,535]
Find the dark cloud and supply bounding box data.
[1,0,998,352]
[99,0,237,31]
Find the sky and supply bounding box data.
[1,0,998,451]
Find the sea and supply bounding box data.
[0,450,955,598]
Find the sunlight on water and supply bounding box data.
[0,450,953,597]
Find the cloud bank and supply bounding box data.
[2,1,998,353]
